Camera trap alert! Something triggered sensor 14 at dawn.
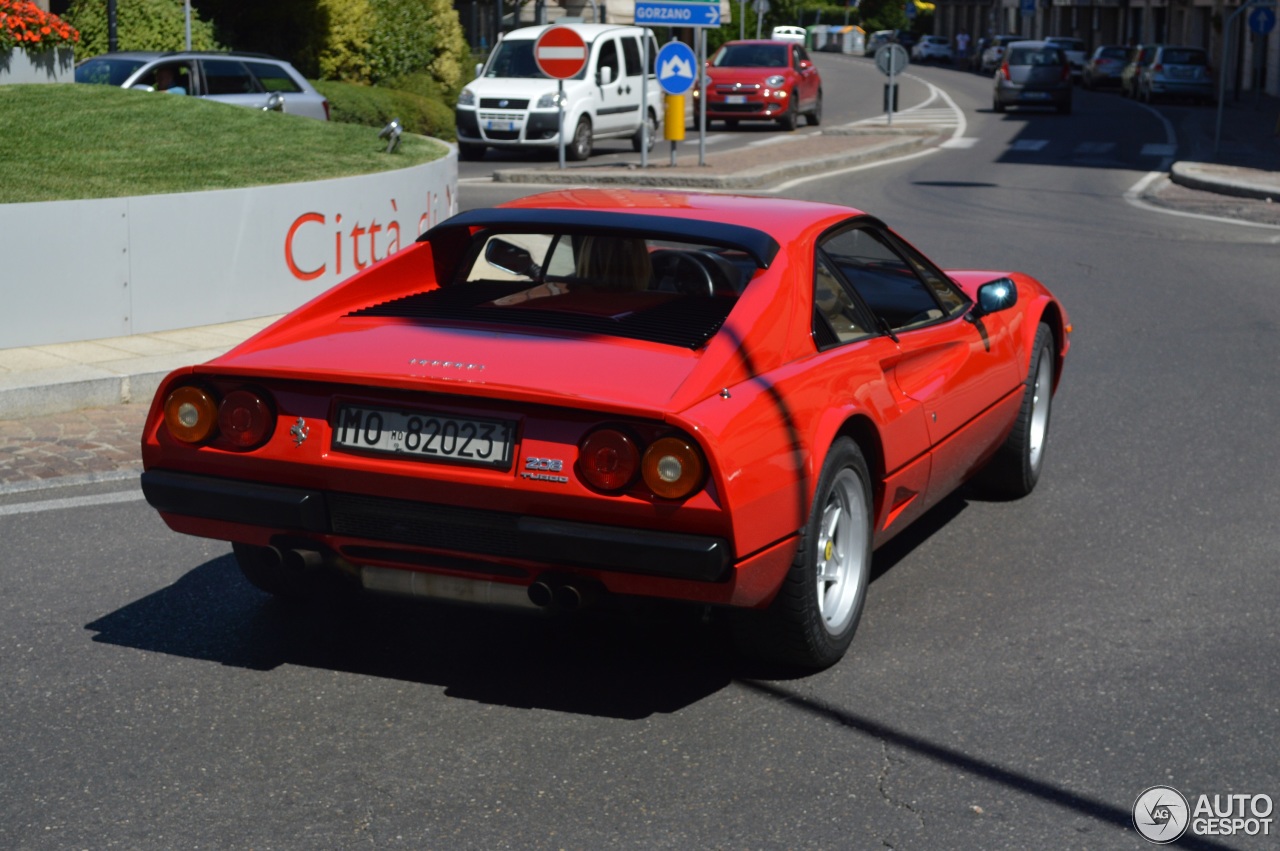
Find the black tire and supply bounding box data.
[975,323,1055,498]
[778,91,799,131]
[631,109,657,153]
[233,542,309,599]
[733,438,873,669]
[993,98,1006,113]
[1057,101,1072,115]
[458,142,486,161]
[806,90,823,126]
[566,116,592,161]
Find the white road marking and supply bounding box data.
[0,489,144,518]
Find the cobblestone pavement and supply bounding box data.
[0,403,148,488]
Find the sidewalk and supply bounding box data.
[2,102,1277,425]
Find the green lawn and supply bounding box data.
[0,84,450,204]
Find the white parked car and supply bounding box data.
[455,23,664,161]
[911,35,953,63]
[770,26,807,45]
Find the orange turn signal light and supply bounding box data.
[641,436,706,500]
[164,385,219,444]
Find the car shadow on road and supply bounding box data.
[85,553,745,719]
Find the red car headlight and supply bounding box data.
[642,436,706,500]
[578,428,640,492]
[217,389,275,449]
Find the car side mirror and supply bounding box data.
[485,238,539,278]
[264,92,285,112]
[799,59,813,70]
[475,62,484,79]
[972,278,1018,318]
[597,65,614,86]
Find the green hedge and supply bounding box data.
[66,0,223,57]
[315,79,456,142]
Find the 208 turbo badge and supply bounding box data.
[523,457,569,483]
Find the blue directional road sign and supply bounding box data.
[656,41,697,95]
[1249,5,1276,35]
[635,0,721,27]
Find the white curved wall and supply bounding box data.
[1,154,457,349]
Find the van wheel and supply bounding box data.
[458,143,486,161]
[631,109,657,152]
[567,116,592,161]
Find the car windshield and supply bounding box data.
[351,230,764,349]
[1049,38,1084,50]
[1163,49,1207,65]
[713,44,789,68]
[74,57,147,86]
[1008,47,1064,66]
[483,39,589,80]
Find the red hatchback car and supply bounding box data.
[141,190,1069,670]
[701,39,822,130]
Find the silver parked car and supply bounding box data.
[1045,36,1086,81]
[75,52,330,121]
[1134,45,1215,104]
[993,41,1073,114]
[1082,45,1129,89]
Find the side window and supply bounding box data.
[201,59,259,95]
[884,233,968,318]
[597,38,620,83]
[246,61,303,93]
[813,253,873,346]
[820,226,943,331]
[621,36,642,79]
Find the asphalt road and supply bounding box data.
[3,57,1278,849]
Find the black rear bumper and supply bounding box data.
[142,470,731,582]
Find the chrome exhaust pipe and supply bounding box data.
[527,580,555,608]
[553,584,583,611]
[282,549,323,574]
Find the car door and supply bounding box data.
[196,58,270,110]
[819,224,1022,506]
[791,44,819,111]
[592,35,639,135]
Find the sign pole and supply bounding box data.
[641,34,650,169]
[698,29,707,166]
[558,79,566,169]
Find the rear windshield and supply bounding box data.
[74,57,146,86]
[1008,47,1065,66]
[1099,47,1128,60]
[1049,38,1084,50]
[351,231,763,349]
[713,44,789,68]
[1162,49,1207,65]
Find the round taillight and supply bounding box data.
[641,436,706,500]
[578,429,639,492]
[164,385,219,444]
[217,390,274,448]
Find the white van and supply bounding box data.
[770,26,807,45]
[455,23,664,161]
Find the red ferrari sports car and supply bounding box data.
[141,190,1070,669]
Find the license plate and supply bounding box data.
[333,405,515,469]
[1021,91,1051,100]
[725,95,747,104]
[486,120,517,131]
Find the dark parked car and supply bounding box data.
[993,41,1073,114]
[1082,45,1129,89]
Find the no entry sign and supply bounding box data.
[535,27,588,79]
